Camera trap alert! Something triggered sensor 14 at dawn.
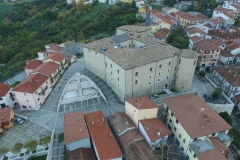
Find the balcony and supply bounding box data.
[190,140,214,155]
[217,131,232,143]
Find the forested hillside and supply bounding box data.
[0,0,138,81]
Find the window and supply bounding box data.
[22,105,27,109]
[135,72,138,76]
[179,59,181,64]
[118,77,119,81]
[215,54,217,57]
[132,113,134,117]
[158,79,160,82]
[150,68,152,71]
[167,76,169,79]
[111,71,112,75]
[159,72,161,75]
[117,69,119,73]
[189,148,192,153]
[179,134,181,138]
[170,119,172,123]
[38,98,40,101]
[159,65,162,68]
[117,85,120,88]
[177,76,178,78]
[0,97,2,100]
[174,126,176,131]
[46,81,48,84]
[29,106,31,109]
[149,75,151,78]
[135,80,138,84]
[183,139,186,143]
[168,69,170,72]
[27,100,29,102]
[105,62,107,67]
[176,119,178,124]
[171,113,173,117]
[169,62,171,65]
[212,133,216,136]
[194,60,196,65]
[194,154,196,158]
[148,82,151,85]
[24,93,26,96]
[35,92,37,95]
[111,64,112,68]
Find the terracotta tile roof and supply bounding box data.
[44,53,66,62]
[214,7,230,12]
[194,40,220,51]
[190,36,202,42]
[0,83,12,97]
[154,28,170,39]
[209,30,240,40]
[231,3,240,9]
[85,110,123,160]
[208,38,224,46]
[13,73,48,93]
[175,11,186,16]
[109,112,136,136]
[0,108,12,127]
[220,50,233,57]
[163,93,232,139]
[204,23,212,28]
[236,94,240,101]
[124,140,158,160]
[213,66,240,87]
[68,148,96,160]
[187,27,205,35]
[116,25,151,33]
[119,129,143,148]
[163,18,174,25]
[209,137,229,152]
[47,44,63,52]
[209,17,224,24]
[197,149,226,160]
[32,62,60,76]
[150,9,161,15]
[24,59,43,70]
[139,118,171,142]
[126,95,158,110]
[196,13,209,20]
[64,111,89,145]
[227,43,240,50]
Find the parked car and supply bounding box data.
[15,117,24,125]
[204,94,212,102]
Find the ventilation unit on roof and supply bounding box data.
[145,126,149,130]
[35,80,39,82]
[100,47,108,52]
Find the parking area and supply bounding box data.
[0,121,51,149]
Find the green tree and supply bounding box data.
[212,87,223,100]
[166,27,189,49]
[219,112,232,124]
[12,143,23,154]
[195,66,200,71]
[24,140,38,152]
[39,136,51,146]
[205,66,210,73]
[199,70,206,77]
[229,127,240,149]
[0,147,9,156]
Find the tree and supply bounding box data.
[24,140,38,152]
[0,147,9,156]
[12,143,23,154]
[199,70,206,77]
[219,112,232,124]
[212,87,223,100]
[166,27,189,49]
[205,66,210,73]
[195,66,200,71]
[39,136,51,146]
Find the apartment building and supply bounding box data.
[12,73,52,110]
[83,25,199,102]
[0,83,17,108]
[193,40,221,66]
[212,7,237,27]
[208,30,240,44]
[24,59,43,76]
[218,50,235,65]
[162,93,232,160]
[43,52,68,73]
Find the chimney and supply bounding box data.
[189,106,193,110]
[204,114,208,120]
[102,118,104,122]
[1,117,4,120]
[92,121,94,125]
[80,128,82,132]
[157,132,160,136]
[207,121,210,124]
[109,134,112,137]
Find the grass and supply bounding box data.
[76,53,83,58]
[170,89,177,92]
[158,91,167,95]
[151,5,162,11]
[12,81,21,88]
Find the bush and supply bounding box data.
[39,136,51,146]
[58,133,64,143]
[12,143,23,154]
[195,65,200,71]
[32,150,36,154]
[229,127,240,149]
[212,87,223,100]
[20,153,24,157]
[205,66,211,73]
[24,140,38,152]
[199,70,206,77]
[219,112,232,124]
[0,147,9,156]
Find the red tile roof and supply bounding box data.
[13,73,48,93]
[139,118,171,142]
[44,53,66,62]
[126,95,158,110]
[24,59,43,70]
[64,111,90,145]
[163,93,232,139]
[227,43,240,50]
[0,108,13,127]
[220,50,233,57]
[69,148,96,160]
[194,40,220,51]
[209,30,240,40]
[209,137,229,152]
[208,38,224,46]
[0,83,12,97]
[150,9,161,15]
[32,62,60,76]
[190,36,202,42]
[187,27,205,35]
[197,149,226,160]
[154,28,170,39]
[119,129,143,148]
[46,44,63,52]
[85,110,123,160]
[210,17,224,24]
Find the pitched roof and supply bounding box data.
[44,52,66,62]
[24,59,43,70]
[187,27,205,35]
[69,148,96,160]
[13,73,48,93]
[209,17,224,24]
[119,129,143,148]
[109,112,136,136]
[116,25,151,33]
[208,30,240,40]
[46,44,63,52]
[0,108,12,127]
[0,83,12,97]
[209,137,229,152]
[220,50,233,57]
[227,43,240,50]
[111,34,131,44]
[163,93,232,139]
[194,40,220,51]
[32,62,60,76]
[84,110,123,160]
[124,140,158,160]
[139,118,171,142]
[214,66,240,87]
[64,111,89,145]
[190,36,202,43]
[126,95,158,110]
[197,149,226,160]
[154,28,170,39]
[207,38,224,46]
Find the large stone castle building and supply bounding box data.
[83,25,199,102]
